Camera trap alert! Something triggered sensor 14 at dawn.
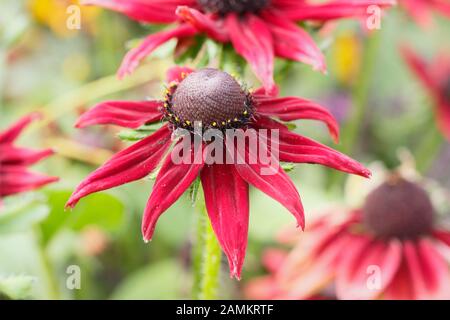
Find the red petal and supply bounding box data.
[281,232,352,299]
[0,146,54,166]
[262,249,288,274]
[254,116,371,178]
[0,113,41,144]
[273,0,395,21]
[255,96,339,142]
[201,163,249,279]
[177,6,229,42]
[432,0,450,19]
[142,140,205,241]
[262,10,326,73]
[0,166,58,197]
[436,101,450,141]
[166,66,194,84]
[402,0,433,27]
[230,138,305,230]
[118,24,197,78]
[401,45,441,95]
[383,256,415,300]
[226,13,276,94]
[75,100,163,129]
[403,239,450,299]
[81,0,195,23]
[335,238,402,300]
[66,125,172,208]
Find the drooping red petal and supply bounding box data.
[255,96,339,142]
[166,66,194,84]
[401,45,441,95]
[431,0,450,18]
[201,163,249,279]
[226,13,275,94]
[176,6,229,42]
[229,137,305,230]
[75,100,163,129]
[262,10,326,73]
[118,24,197,78]
[254,116,371,178]
[280,232,353,299]
[0,113,41,144]
[436,101,450,141]
[402,0,433,27]
[0,146,54,166]
[142,140,205,241]
[273,0,395,21]
[81,0,195,23]
[335,238,402,300]
[66,125,172,208]
[432,229,450,247]
[403,239,450,299]
[262,249,288,274]
[0,166,58,197]
[383,255,415,300]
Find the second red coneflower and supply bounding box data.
[82,0,394,92]
[246,174,450,299]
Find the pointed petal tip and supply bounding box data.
[229,265,242,281]
[142,237,152,244]
[362,168,372,179]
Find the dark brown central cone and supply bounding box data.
[197,0,270,15]
[170,68,251,130]
[362,177,434,239]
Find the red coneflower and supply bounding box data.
[401,46,450,141]
[65,66,370,278]
[246,174,450,299]
[0,113,58,203]
[400,0,450,27]
[82,0,394,92]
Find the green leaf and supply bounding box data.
[117,129,152,141]
[281,163,296,173]
[40,190,125,244]
[0,200,49,234]
[111,260,189,299]
[0,275,35,300]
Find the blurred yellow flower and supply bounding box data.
[29,0,100,37]
[331,31,362,87]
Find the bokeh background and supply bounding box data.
[1,0,450,299]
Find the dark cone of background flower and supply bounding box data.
[172,68,247,127]
[197,0,269,15]
[363,178,434,239]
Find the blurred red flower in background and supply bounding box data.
[402,46,450,141]
[0,113,58,202]
[66,66,370,279]
[401,0,450,27]
[82,0,394,92]
[245,175,450,299]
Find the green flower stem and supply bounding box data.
[192,193,221,300]
[33,227,61,300]
[415,120,444,173]
[328,31,381,190]
[342,31,381,155]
